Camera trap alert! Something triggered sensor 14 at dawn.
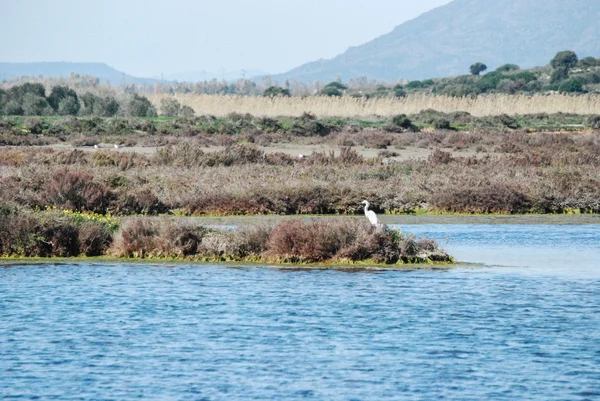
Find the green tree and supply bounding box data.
[57,96,81,116]
[405,80,424,89]
[80,93,119,117]
[4,100,23,115]
[495,64,520,72]
[160,98,181,117]
[47,86,79,112]
[179,105,195,118]
[324,81,348,90]
[558,78,584,93]
[22,93,50,116]
[124,94,156,117]
[263,86,291,97]
[579,57,598,68]
[551,51,578,70]
[550,68,569,84]
[393,84,406,97]
[319,81,348,97]
[470,62,488,76]
[9,83,45,104]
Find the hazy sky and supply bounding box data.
[1,0,451,77]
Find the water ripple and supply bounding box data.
[1,224,600,400]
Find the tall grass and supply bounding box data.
[147,93,600,118]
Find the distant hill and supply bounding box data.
[271,0,600,83]
[0,62,157,85]
[164,69,270,82]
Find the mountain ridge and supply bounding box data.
[0,62,157,85]
[270,0,600,83]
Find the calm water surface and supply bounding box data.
[1,224,599,400]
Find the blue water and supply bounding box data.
[1,225,599,400]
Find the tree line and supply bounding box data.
[0,83,161,117]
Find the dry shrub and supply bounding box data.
[78,222,113,256]
[71,137,99,147]
[193,225,270,260]
[41,168,113,213]
[264,219,439,263]
[430,183,531,214]
[92,151,148,170]
[265,219,363,262]
[111,219,207,258]
[109,188,168,215]
[308,147,365,166]
[428,149,454,165]
[154,142,206,167]
[111,219,158,257]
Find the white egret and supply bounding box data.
[361,200,382,227]
[114,144,120,149]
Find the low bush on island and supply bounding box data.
[0,205,117,257]
[110,218,451,265]
[0,205,451,265]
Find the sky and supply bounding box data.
[0,0,451,78]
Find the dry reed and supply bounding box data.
[147,93,600,118]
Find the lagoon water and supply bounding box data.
[1,224,600,400]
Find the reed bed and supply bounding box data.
[147,93,600,118]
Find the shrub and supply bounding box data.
[406,81,424,89]
[160,98,181,116]
[179,105,195,117]
[428,149,454,165]
[111,219,207,258]
[496,64,520,72]
[558,78,584,93]
[430,184,532,214]
[78,222,113,256]
[434,119,452,130]
[110,188,168,215]
[0,205,114,257]
[587,115,600,129]
[41,168,113,213]
[385,114,418,132]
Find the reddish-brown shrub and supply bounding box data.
[41,168,114,213]
[111,219,207,258]
[109,188,168,215]
[428,149,454,165]
[78,222,113,256]
[266,219,361,262]
[430,183,532,213]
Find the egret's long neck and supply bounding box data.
[363,203,369,213]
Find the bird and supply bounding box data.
[114,144,120,149]
[93,144,98,149]
[361,200,382,227]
